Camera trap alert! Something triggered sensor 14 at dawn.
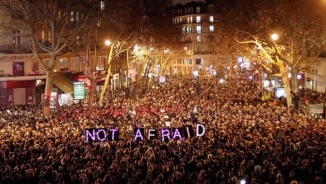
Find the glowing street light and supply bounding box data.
[271,33,279,41]
[104,40,111,46]
[133,45,140,52]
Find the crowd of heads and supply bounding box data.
[0,74,326,184]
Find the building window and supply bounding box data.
[100,1,105,11]
[188,16,193,23]
[196,26,201,33]
[182,27,185,34]
[209,16,214,22]
[41,31,45,42]
[182,59,192,65]
[13,62,24,76]
[195,59,202,65]
[96,56,106,70]
[59,59,68,70]
[196,36,202,43]
[76,12,79,26]
[13,29,21,49]
[209,25,214,32]
[70,11,76,27]
[208,5,214,13]
[97,19,102,27]
[196,16,201,23]
[186,26,192,33]
[196,6,201,13]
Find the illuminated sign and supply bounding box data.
[84,124,205,142]
[73,82,85,100]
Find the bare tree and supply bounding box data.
[214,0,326,108]
[0,0,92,117]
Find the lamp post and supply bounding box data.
[104,40,112,100]
[271,33,279,41]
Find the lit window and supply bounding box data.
[186,27,192,33]
[209,16,214,22]
[70,11,74,22]
[196,16,201,23]
[100,1,105,11]
[209,25,214,32]
[42,31,45,42]
[76,12,79,25]
[59,59,68,71]
[187,16,193,23]
[96,56,106,71]
[196,26,201,33]
[197,36,202,43]
[70,11,75,27]
[196,6,200,13]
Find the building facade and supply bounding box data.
[171,2,217,75]
[0,1,114,106]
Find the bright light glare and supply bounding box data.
[134,45,140,51]
[104,40,111,46]
[240,179,246,184]
[193,71,199,77]
[297,74,302,80]
[159,76,166,83]
[271,33,279,41]
[219,79,224,83]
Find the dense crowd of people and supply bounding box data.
[0,74,326,184]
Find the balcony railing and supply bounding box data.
[0,44,33,54]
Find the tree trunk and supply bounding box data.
[43,73,53,119]
[88,77,97,106]
[291,68,299,92]
[99,65,112,105]
[279,63,292,107]
[134,63,146,98]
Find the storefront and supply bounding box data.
[0,77,45,105]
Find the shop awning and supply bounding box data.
[53,73,73,93]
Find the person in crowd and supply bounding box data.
[0,74,325,184]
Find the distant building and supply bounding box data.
[0,1,104,106]
[305,58,326,92]
[171,1,217,75]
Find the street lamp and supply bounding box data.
[271,33,279,41]
[105,40,111,46]
[104,39,114,99]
